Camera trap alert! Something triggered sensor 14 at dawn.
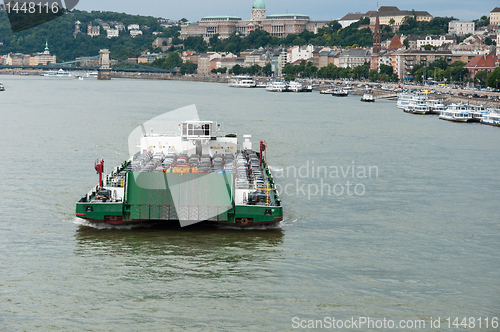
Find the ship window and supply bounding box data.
[85,206,93,212]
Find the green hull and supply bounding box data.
[76,170,282,226]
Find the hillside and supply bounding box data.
[0,10,177,61]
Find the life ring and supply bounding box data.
[238,218,252,226]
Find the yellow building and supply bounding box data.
[29,41,56,65]
[368,6,432,27]
[490,7,500,26]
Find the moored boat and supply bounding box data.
[75,115,282,227]
[469,105,490,122]
[480,111,500,126]
[303,84,313,92]
[360,93,375,102]
[332,88,348,97]
[228,76,256,88]
[427,99,445,114]
[397,92,427,109]
[319,88,334,94]
[439,104,472,122]
[287,81,303,92]
[266,81,287,92]
[404,99,430,114]
[0,82,4,91]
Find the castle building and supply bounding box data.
[181,0,326,41]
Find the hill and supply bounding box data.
[0,10,178,61]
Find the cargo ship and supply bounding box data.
[75,120,282,227]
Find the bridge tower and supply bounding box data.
[98,49,111,80]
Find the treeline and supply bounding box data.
[0,10,178,61]
[410,59,468,83]
[399,16,457,36]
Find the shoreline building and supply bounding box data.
[181,0,326,41]
[367,6,432,28]
[29,41,56,65]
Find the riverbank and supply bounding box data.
[2,69,500,107]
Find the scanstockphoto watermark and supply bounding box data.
[273,161,379,199]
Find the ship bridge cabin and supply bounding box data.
[140,120,238,157]
[180,121,219,140]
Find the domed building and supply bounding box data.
[251,0,266,21]
[181,0,325,41]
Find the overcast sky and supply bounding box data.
[74,0,497,22]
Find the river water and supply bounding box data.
[0,75,499,331]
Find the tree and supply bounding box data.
[179,60,197,74]
[389,18,395,26]
[379,64,393,76]
[285,73,295,81]
[152,51,182,69]
[368,69,379,81]
[229,64,242,75]
[486,67,500,89]
[474,70,488,86]
[403,38,409,49]
[262,63,272,76]
[209,34,220,49]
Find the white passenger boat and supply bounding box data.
[397,92,427,109]
[266,81,287,92]
[332,88,348,97]
[0,82,4,91]
[303,84,313,92]
[228,76,256,88]
[287,81,303,92]
[439,104,472,122]
[44,69,71,77]
[427,99,445,114]
[405,99,430,114]
[320,88,334,94]
[469,105,490,122]
[360,93,375,102]
[480,111,500,126]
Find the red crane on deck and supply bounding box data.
[94,159,104,188]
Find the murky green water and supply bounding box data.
[0,76,499,331]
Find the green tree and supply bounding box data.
[474,70,488,86]
[262,63,272,76]
[152,51,182,69]
[229,64,242,75]
[285,73,295,81]
[179,60,197,74]
[368,69,379,81]
[486,67,500,89]
[379,64,393,76]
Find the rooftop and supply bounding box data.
[266,14,310,20]
[201,16,242,21]
[252,0,265,9]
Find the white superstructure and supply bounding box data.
[266,81,287,92]
[140,121,238,157]
[228,76,256,88]
[439,104,472,122]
